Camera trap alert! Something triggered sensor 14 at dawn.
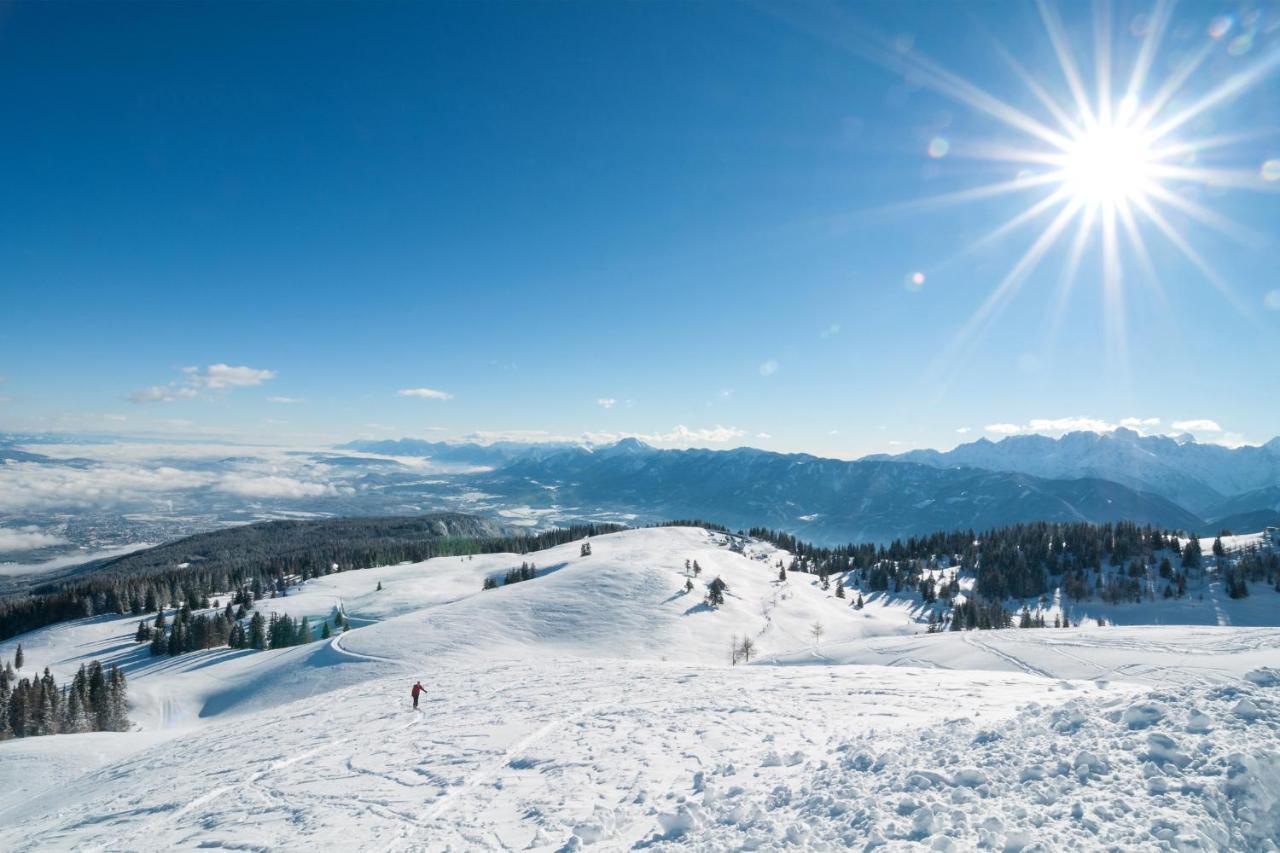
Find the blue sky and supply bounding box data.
[1,1,1277,457]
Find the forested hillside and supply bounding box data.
[0,514,623,642]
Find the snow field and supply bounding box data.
[1,526,1279,850]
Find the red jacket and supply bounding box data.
[411,683,423,698]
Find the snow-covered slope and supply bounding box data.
[1,526,1278,851]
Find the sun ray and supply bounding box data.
[1043,205,1096,355]
[1093,0,1113,125]
[1130,194,1257,322]
[985,34,1083,138]
[1146,163,1280,190]
[937,198,1083,372]
[1114,198,1162,300]
[1148,128,1280,161]
[1037,0,1097,130]
[1122,0,1173,109]
[868,171,1063,217]
[877,43,1076,151]
[925,187,1074,277]
[1141,181,1264,246]
[1100,203,1131,385]
[1130,41,1216,132]
[1146,48,1280,142]
[945,142,1068,167]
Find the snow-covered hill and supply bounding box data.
[1,526,1278,851]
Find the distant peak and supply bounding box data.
[609,437,653,453]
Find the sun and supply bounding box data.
[1058,122,1155,210]
[826,0,1280,371]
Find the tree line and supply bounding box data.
[0,517,624,642]
[0,657,128,739]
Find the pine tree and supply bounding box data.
[14,643,23,670]
[0,676,10,740]
[150,624,167,656]
[135,620,151,643]
[299,617,313,644]
[167,620,183,656]
[778,565,786,582]
[87,661,108,731]
[835,578,845,598]
[705,576,727,607]
[321,621,331,640]
[1182,537,1202,569]
[249,612,267,650]
[107,666,128,731]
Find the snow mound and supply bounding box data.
[659,681,1280,851]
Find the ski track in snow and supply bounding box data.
[1,526,1279,851]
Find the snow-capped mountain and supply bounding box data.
[876,428,1280,516]
[479,441,1204,542]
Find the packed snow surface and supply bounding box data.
[1,526,1278,851]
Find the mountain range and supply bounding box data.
[344,429,1280,543]
[869,428,1280,518]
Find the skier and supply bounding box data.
[411,680,424,710]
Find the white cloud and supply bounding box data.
[462,429,561,444]
[580,425,747,448]
[397,387,453,400]
[215,474,339,499]
[984,423,1022,435]
[0,461,216,512]
[1265,289,1280,310]
[820,323,841,339]
[759,359,778,377]
[131,363,275,403]
[0,526,67,552]
[0,544,153,578]
[655,425,745,445]
[756,432,772,439]
[596,398,617,409]
[1172,419,1223,433]
[1027,417,1117,434]
[129,384,199,403]
[1120,417,1161,431]
[186,364,276,389]
[268,396,304,405]
[956,427,972,434]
